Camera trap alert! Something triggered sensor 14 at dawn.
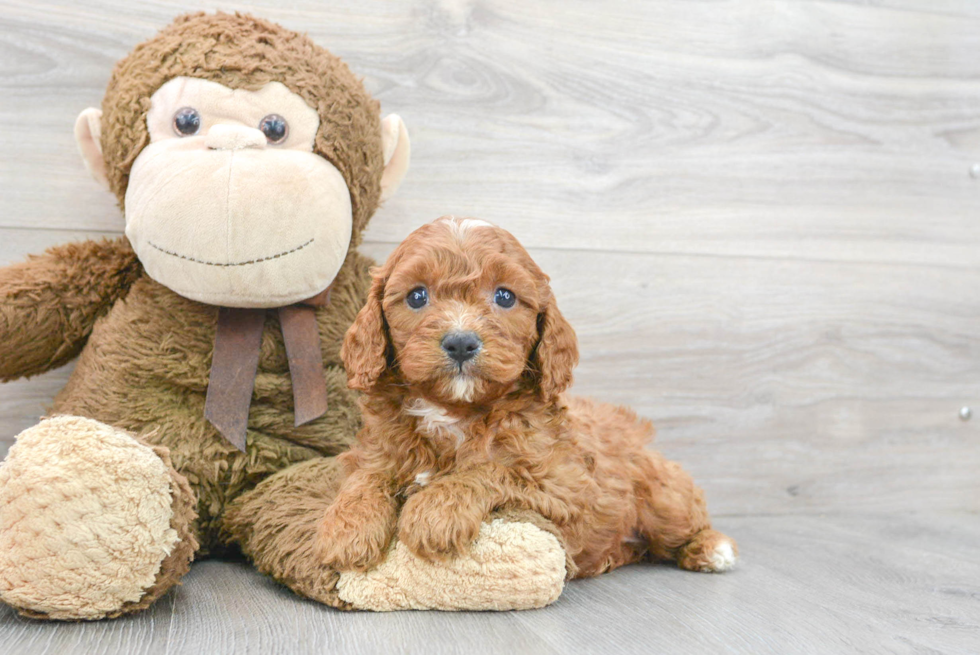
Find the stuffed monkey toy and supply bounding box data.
[0,12,569,620]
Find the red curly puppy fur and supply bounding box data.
[316,216,737,577]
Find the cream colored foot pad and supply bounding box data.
[337,519,566,611]
[0,416,178,619]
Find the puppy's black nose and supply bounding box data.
[441,331,482,364]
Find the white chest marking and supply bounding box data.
[414,471,432,486]
[405,398,466,447]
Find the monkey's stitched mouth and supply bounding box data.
[147,238,315,267]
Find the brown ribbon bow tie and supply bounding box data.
[204,288,331,451]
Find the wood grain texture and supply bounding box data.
[2,0,980,264]
[1,0,979,650]
[1,513,978,655]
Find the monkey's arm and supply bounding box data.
[0,236,141,381]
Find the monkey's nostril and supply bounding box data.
[441,331,482,364]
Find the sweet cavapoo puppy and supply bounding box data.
[316,216,737,578]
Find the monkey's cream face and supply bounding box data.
[124,77,352,307]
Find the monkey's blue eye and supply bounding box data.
[173,107,201,136]
[406,287,428,309]
[494,288,516,308]
[259,114,288,144]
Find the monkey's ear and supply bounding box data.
[380,114,410,203]
[74,108,110,190]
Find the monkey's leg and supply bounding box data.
[0,416,198,620]
[222,458,571,611]
[634,451,738,573]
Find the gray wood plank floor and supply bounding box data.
[1,0,979,652]
[2,513,977,655]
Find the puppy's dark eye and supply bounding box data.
[494,288,516,308]
[173,107,201,136]
[406,287,428,309]
[258,114,288,144]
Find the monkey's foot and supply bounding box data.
[0,416,198,620]
[337,517,568,611]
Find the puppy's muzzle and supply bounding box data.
[441,331,482,365]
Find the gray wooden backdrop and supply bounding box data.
[1,1,978,653]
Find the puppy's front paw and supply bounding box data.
[397,491,483,562]
[315,501,394,572]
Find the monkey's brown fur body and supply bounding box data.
[0,13,570,619]
[43,245,373,542]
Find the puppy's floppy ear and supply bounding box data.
[531,295,579,398]
[342,271,390,391]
